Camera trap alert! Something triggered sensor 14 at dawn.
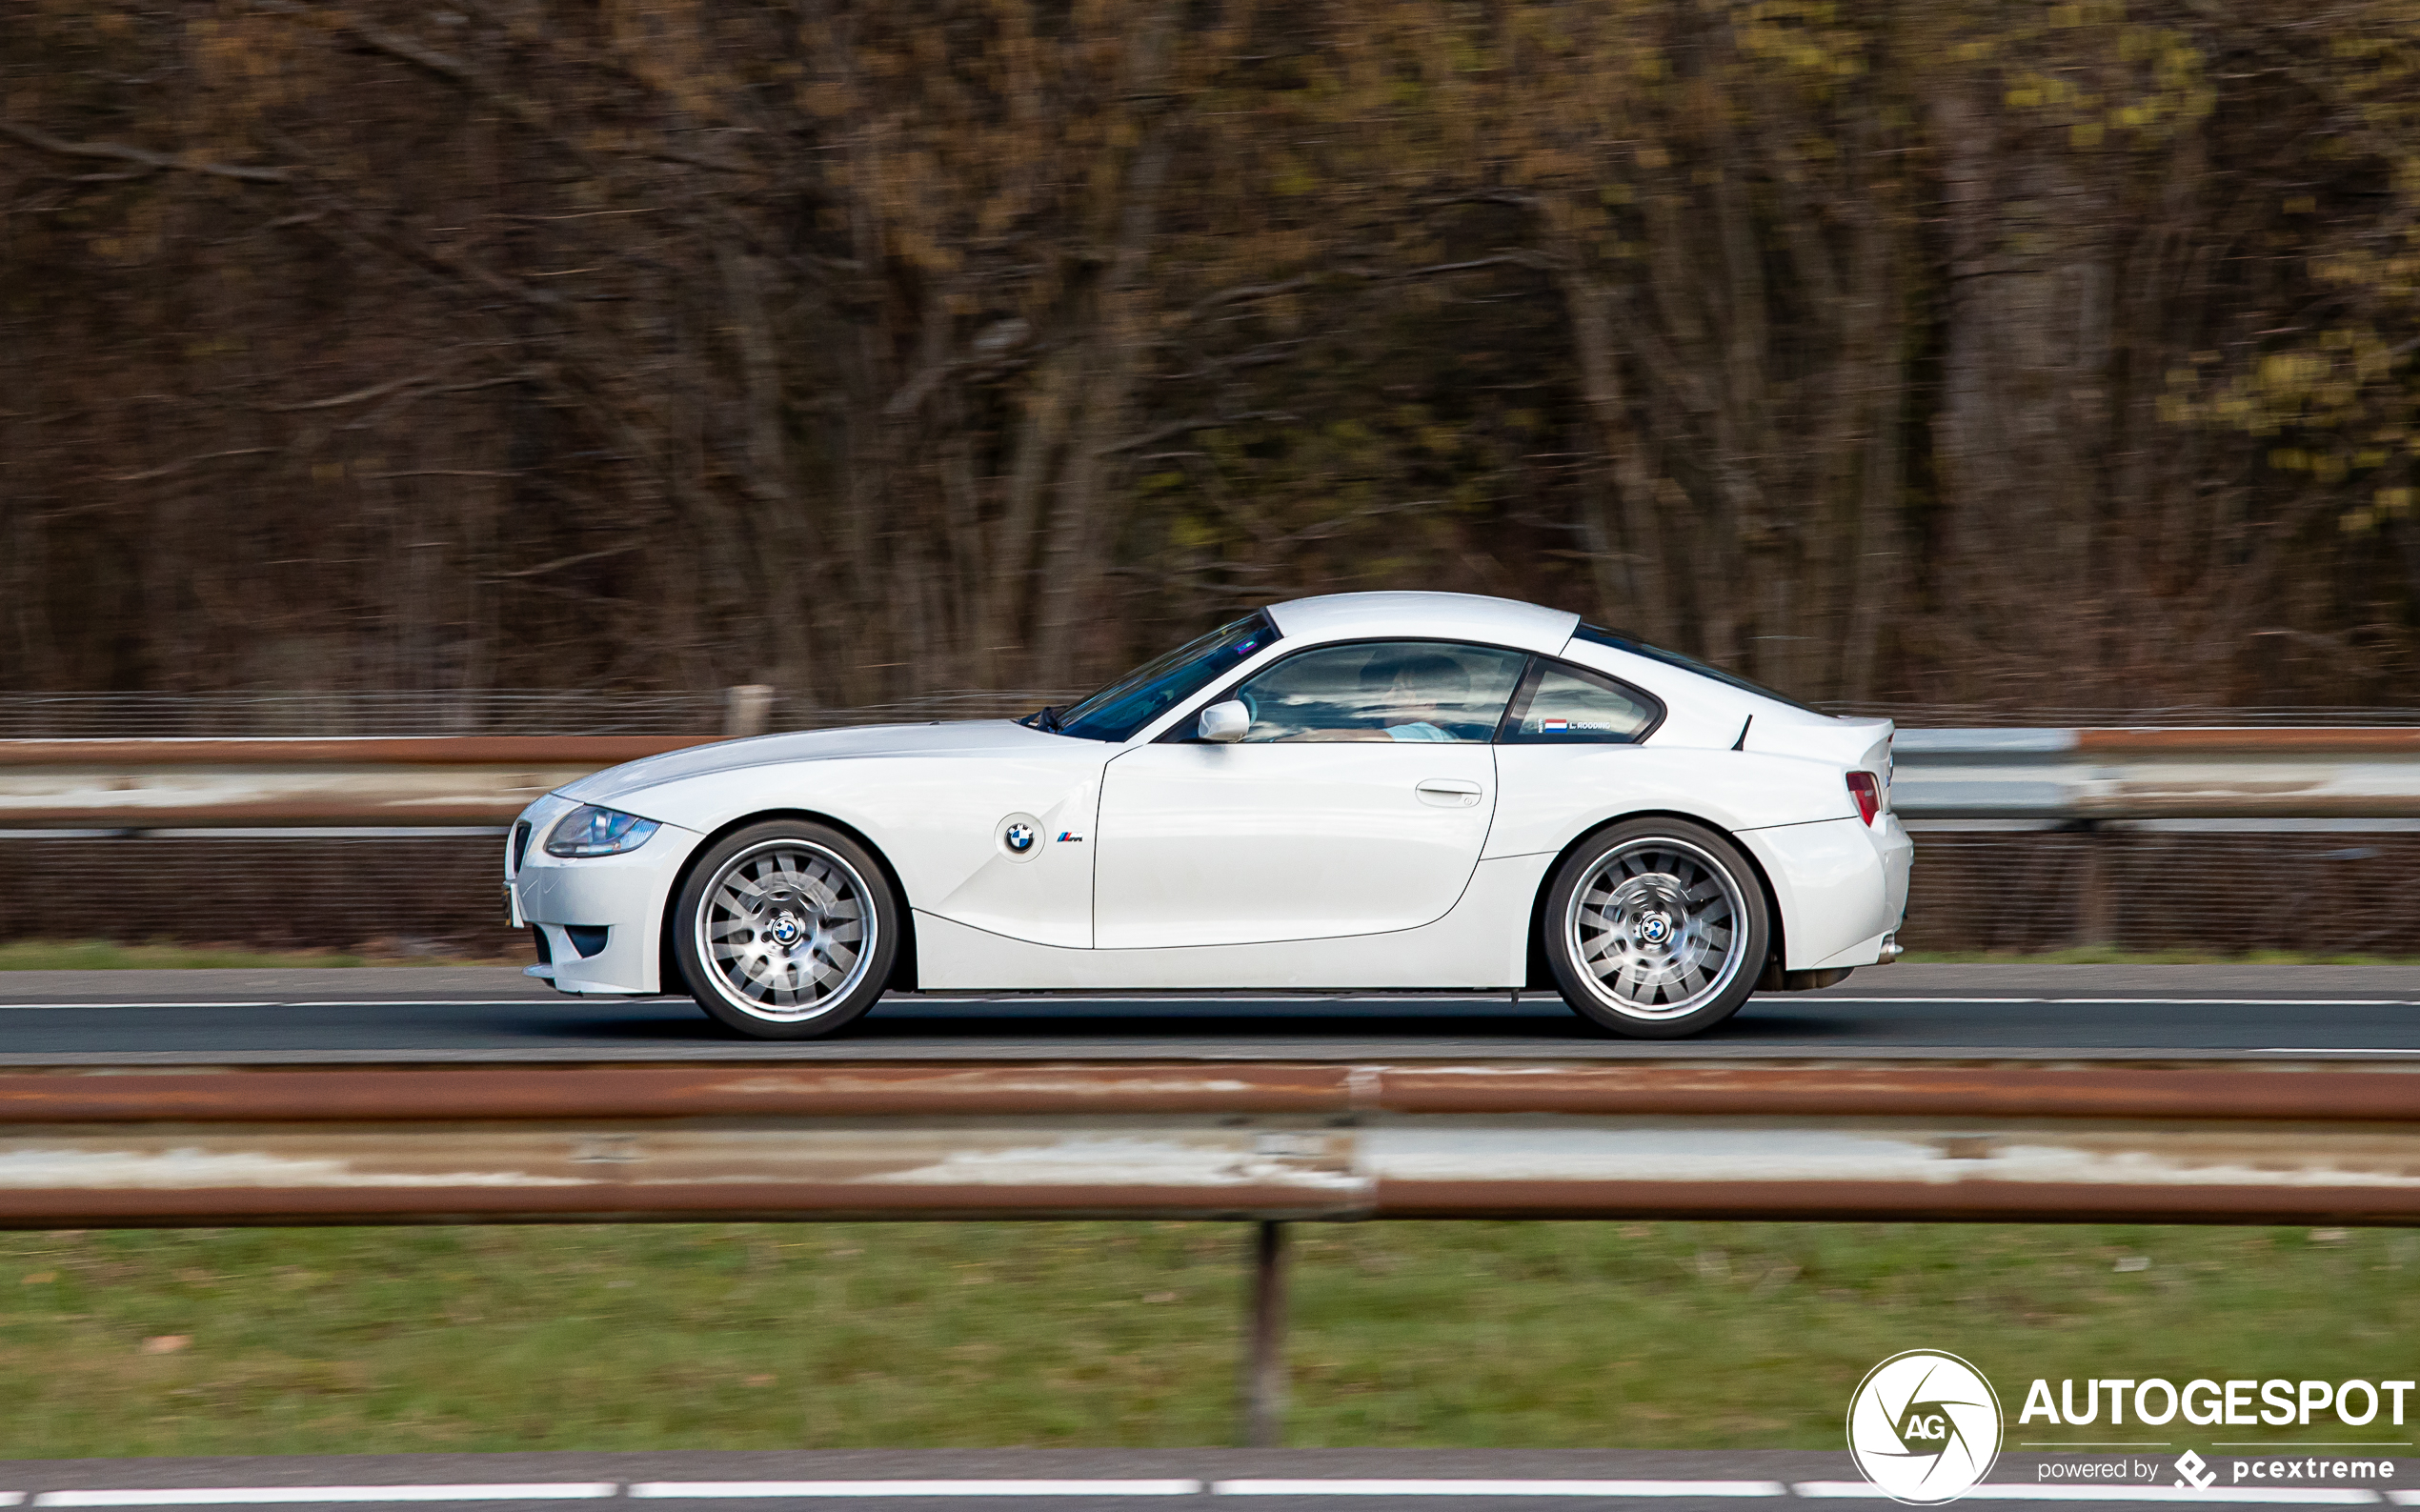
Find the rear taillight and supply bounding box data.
[1847,771,1881,825]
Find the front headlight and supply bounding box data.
[543,804,662,857]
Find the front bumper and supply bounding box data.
[505,795,700,995]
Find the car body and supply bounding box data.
[505,591,1912,1038]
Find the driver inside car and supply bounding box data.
[1364,650,1468,741]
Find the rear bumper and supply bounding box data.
[1737,812,1912,971]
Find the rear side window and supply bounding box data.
[1572,623,1815,713]
[1498,660,1662,744]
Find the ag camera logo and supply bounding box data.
[1848,1350,2004,1504]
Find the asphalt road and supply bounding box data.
[1,964,2415,1062]
[3,1449,2399,1510]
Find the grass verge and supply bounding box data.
[4,1222,2415,1457]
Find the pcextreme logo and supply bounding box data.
[1847,1351,2005,1505]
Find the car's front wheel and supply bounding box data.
[1543,818,1769,1038]
[673,820,900,1039]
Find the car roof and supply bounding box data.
[1265,592,1582,655]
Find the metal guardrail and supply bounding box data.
[1894,729,2420,821]
[6,1058,2420,1227]
[0,689,1072,739]
[10,1056,2413,1443]
[0,737,712,828]
[6,729,2420,829]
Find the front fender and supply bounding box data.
[590,747,1110,949]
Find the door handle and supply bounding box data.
[1415,778,1484,808]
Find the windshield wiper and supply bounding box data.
[1023,705,1063,733]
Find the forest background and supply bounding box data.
[7,0,2420,717]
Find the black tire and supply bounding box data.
[1543,817,1770,1039]
[672,819,900,1040]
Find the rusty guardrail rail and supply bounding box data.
[0,737,712,828]
[5,729,2420,828]
[7,1058,2420,1228]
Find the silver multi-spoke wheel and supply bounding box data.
[1563,835,1751,1021]
[693,838,877,1021]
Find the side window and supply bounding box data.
[1228,641,1528,743]
[1499,660,1660,744]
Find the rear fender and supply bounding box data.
[1523,810,1786,991]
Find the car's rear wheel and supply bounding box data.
[1543,818,1769,1038]
[673,820,899,1039]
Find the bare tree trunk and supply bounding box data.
[1030,10,1180,689]
[1564,268,1676,643]
[1927,73,2120,704]
[1840,219,1907,705]
[980,345,1080,679]
[716,242,816,685]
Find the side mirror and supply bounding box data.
[1197,699,1249,743]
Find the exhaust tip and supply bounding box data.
[1878,934,1904,963]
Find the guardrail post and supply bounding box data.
[1241,1220,1289,1447]
[2073,820,2114,947]
[724,685,775,738]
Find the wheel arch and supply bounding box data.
[655,808,918,995]
[1522,808,1785,991]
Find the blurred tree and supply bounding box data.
[3,0,2417,714]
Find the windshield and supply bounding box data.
[1037,612,1279,742]
[1572,623,1817,713]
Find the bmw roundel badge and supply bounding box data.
[998,813,1043,862]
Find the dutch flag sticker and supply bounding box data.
[1541,717,1570,732]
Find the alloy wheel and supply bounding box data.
[693,838,877,1019]
[1564,837,1750,1019]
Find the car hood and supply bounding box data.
[556,718,1069,809]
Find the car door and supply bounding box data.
[1092,640,1528,948]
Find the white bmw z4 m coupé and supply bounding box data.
[506,592,1912,1039]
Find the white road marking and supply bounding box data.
[6,997,2416,1012]
[0,1000,611,1011]
[281,1000,647,1008]
[2046,1000,2410,1008]
[629,1482,1205,1499]
[30,1488,617,1506]
[3,1481,2403,1506]
[0,1003,281,1012]
[1795,1485,2381,1503]
[1210,1483,1789,1498]
[1765,998,2048,1004]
